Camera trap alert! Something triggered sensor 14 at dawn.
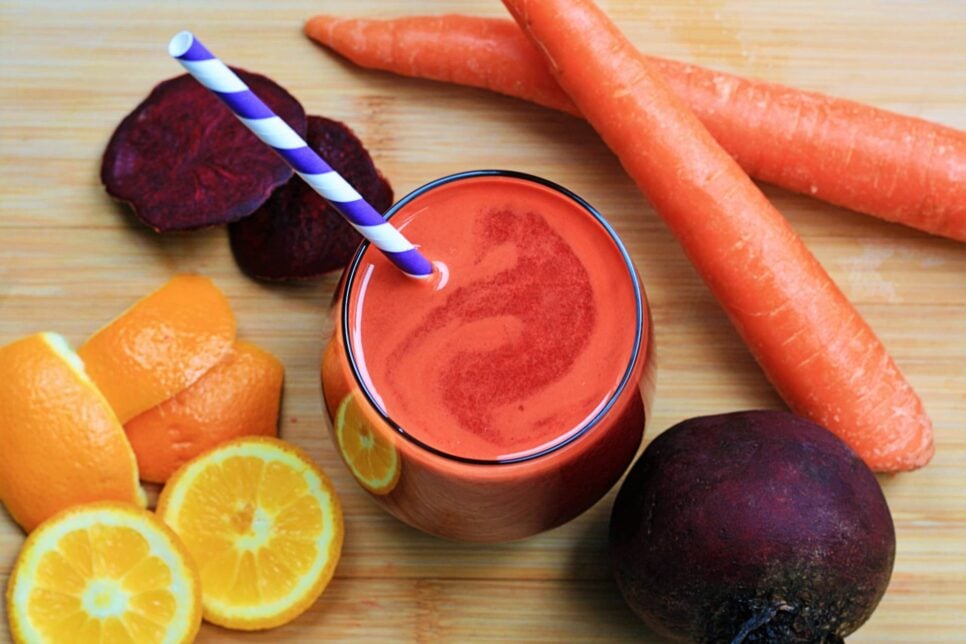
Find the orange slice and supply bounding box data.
[157,437,343,630]
[6,501,202,644]
[0,333,143,532]
[77,274,236,423]
[335,394,400,495]
[125,341,284,483]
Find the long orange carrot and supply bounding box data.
[305,14,966,242]
[495,0,933,472]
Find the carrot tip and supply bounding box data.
[303,15,333,39]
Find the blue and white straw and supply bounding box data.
[168,31,433,279]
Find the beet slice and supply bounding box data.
[228,115,393,280]
[102,69,307,231]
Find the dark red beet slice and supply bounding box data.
[228,115,393,280]
[101,69,306,231]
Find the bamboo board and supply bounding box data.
[1,0,964,641]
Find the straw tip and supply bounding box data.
[168,31,194,58]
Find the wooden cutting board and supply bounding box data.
[1,0,963,641]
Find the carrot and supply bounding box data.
[497,0,933,472]
[305,15,580,116]
[305,14,966,242]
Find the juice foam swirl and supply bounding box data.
[348,176,637,461]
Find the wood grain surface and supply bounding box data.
[1,0,964,641]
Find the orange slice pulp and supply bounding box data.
[156,437,343,630]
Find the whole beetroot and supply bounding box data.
[610,410,895,643]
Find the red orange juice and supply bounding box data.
[322,171,653,541]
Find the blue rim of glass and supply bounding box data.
[340,169,645,465]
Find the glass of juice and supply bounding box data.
[321,170,654,542]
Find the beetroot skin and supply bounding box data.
[228,115,393,280]
[102,69,306,231]
[610,410,895,643]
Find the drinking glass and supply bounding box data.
[321,170,654,542]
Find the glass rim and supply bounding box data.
[340,169,645,466]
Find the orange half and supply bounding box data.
[77,274,236,423]
[0,333,143,532]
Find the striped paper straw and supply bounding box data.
[168,31,433,279]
